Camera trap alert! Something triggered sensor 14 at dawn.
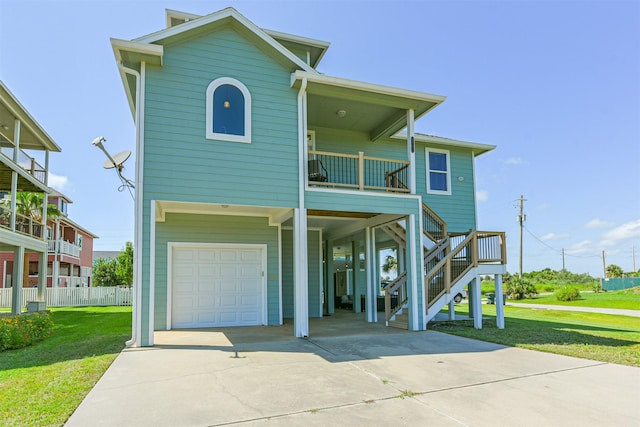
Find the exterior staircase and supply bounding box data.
[381,202,506,329]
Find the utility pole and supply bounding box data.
[517,195,527,278]
[602,250,606,278]
[562,248,565,271]
[633,246,636,272]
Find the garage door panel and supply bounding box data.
[172,246,263,329]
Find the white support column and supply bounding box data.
[293,208,309,337]
[365,227,376,323]
[11,246,25,315]
[472,276,483,329]
[448,298,455,320]
[406,109,416,194]
[495,274,505,329]
[37,252,47,301]
[326,239,335,315]
[351,240,360,313]
[407,214,419,330]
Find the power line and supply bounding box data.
[522,225,601,259]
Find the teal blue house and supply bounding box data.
[112,8,507,347]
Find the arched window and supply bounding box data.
[205,77,251,143]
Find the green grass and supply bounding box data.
[519,288,640,310]
[432,305,640,367]
[0,306,131,427]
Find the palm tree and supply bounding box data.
[0,192,61,237]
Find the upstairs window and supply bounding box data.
[206,77,251,143]
[426,148,451,195]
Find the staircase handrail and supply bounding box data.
[422,202,448,243]
[384,271,408,322]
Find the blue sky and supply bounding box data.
[1,0,638,277]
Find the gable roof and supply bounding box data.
[133,7,316,74]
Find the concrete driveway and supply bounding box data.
[66,317,640,426]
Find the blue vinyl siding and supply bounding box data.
[143,26,299,208]
[416,145,477,232]
[153,214,280,329]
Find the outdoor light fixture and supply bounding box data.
[336,109,347,118]
[92,136,135,198]
[0,124,9,131]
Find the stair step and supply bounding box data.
[388,310,409,329]
[388,320,408,329]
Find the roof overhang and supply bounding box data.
[291,70,446,141]
[0,81,61,152]
[111,39,164,119]
[263,29,330,68]
[394,133,496,156]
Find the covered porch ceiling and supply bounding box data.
[292,70,446,141]
[0,82,61,152]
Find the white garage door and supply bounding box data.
[171,245,264,328]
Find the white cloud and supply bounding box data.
[48,173,69,191]
[565,240,594,255]
[476,190,488,202]
[600,219,640,247]
[505,157,522,165]
[585,218,615,229]
[541,232,569,241]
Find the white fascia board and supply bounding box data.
[263,28,331,50]
[393,132,496,155]
[134,8,316,74]
[291,70,446,104]
[111,38,164,62]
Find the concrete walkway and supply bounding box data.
[66,315,640,426]
[507,302,640,317]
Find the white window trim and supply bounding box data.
[425,147,452,195]
[205,77,252,143]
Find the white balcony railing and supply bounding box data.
[48,239,81,257]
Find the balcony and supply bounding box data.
[48,239,81,257]
[308,150,410,194]
[0,204,44,239]
[0,146,47,184]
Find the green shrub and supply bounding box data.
[542,284,556,292]
[505,276,537,300]
[556,286,581,301]
[0,311,54,351]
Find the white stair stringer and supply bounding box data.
[425,267,477,324]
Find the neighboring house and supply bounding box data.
[112,8,507,347]
[0,186,98,290]
[0,81,62,314]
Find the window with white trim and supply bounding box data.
[205,77,252,143]
[426,148,451,195]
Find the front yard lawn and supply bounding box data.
[0,306,131,426]
[519,287,640,310]
[432,305,640,367]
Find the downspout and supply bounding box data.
[118,62,142,348]
[294,77,309,337]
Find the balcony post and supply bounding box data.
[406,109,415,194]
[358,152,364,191]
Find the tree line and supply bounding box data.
[92,242,133,287]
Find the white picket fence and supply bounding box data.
[0,287,132,308]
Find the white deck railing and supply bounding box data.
[0,287,132,308]
[47,240,81,257]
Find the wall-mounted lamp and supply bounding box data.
[458,176,465,182]
[336,109,347,118]
[0,124,9,131]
